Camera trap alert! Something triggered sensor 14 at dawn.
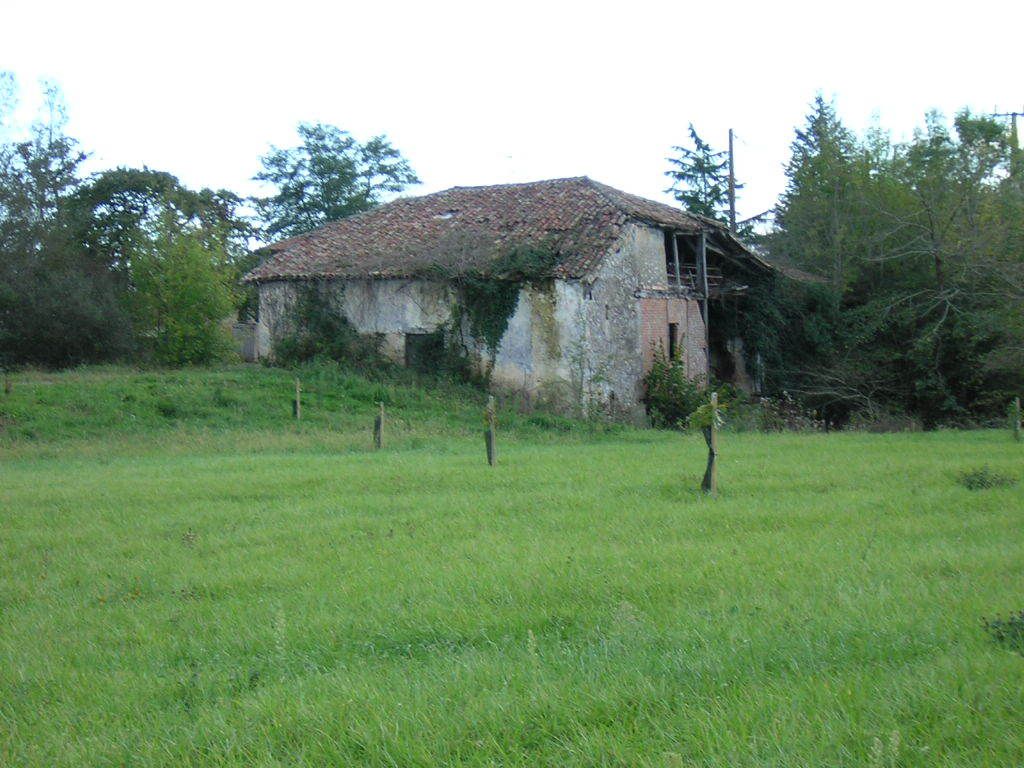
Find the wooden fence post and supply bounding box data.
[373,402,384,449]
[2,372,10,396]
[1013,396,1021,443]
[292,378,302,420]
[484,395,497,466]
[701,391,718,496]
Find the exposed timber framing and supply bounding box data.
[670,232,682,289]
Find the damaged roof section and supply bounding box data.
[244,176,769,283]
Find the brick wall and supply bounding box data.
[640,297,707,381]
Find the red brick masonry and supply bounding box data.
[640,297,707,380]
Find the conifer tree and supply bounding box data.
[772,96,858,287]
[665,125,731,221]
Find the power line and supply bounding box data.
[991,107,1023,146]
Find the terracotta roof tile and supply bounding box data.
[244,176,759,283]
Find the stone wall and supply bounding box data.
[572,241,645,413]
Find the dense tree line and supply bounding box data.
[668,100,1024,426]
[0,76,418,368]
[771,99,1023,425]
[0,79,249,367]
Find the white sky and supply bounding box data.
[3,0,1021,220]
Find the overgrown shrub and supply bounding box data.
[847,409,924,433]
[753,391,823,432]
[274,284,385,369]
[956,467,1016,490]
[642,347,706,428]
[525,412,575,433]
[0,254,135,368]
[405,326,481,385]
[128,220,237,366]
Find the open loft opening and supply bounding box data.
[661,231,711,291]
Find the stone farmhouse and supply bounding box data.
[243,177,774,417]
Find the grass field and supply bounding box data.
[2,367,1023,766]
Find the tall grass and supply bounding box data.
[1,367,1022,766]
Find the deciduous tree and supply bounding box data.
[0,78,132,367]
[253,123,419,240]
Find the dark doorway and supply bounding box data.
[405,331,445,373]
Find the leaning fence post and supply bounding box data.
[701,391,718,496]
[292,378,302,420]
[1012,397,1021,443]
[2,371,10,396]
[373,402,384,449]
[484,395,497,466]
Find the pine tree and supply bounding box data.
[772,96,858,287]
[665,125,730,221]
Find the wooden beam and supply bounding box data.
[671,232,682,289]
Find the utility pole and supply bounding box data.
[993,108,1023,140]
[727,128,736,232]
[993,108,1023,176]
[698,231,710,380]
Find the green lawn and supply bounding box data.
[1,367,1023,766]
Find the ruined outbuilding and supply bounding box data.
[243,177,772,417]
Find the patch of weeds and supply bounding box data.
[156,399,180,419]
[957,466,1016,490]
[868,730,902,768]
[211,384,236,408]
[526,412,574,433]
[174,586,201,601]
[983,610,1024,654]
[0,408,16,433]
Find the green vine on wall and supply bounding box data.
[426,242,561,354]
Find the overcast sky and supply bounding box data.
[4,0,1021,220]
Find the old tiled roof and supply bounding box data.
[243,176,765,283]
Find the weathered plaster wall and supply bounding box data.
[255,281,300,359]
[574,246,645,414]
[342,279,453,361]
[257,279,454,362]
[462,281,577,402]
[485,282,563,393]
[615,221,672,289]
